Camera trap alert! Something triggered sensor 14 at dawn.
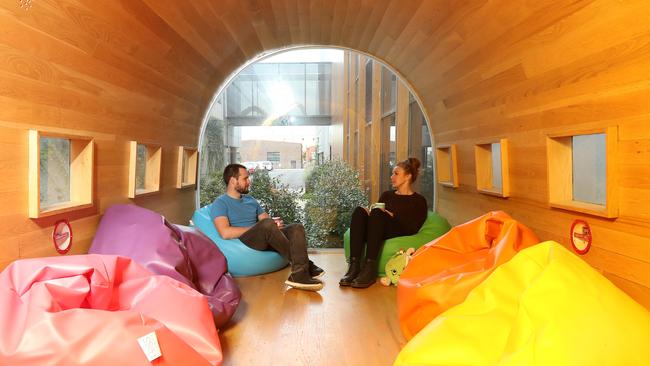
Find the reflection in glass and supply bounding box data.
[365,60,373,123]
[225,62,331,119]
[182,150,190,184]
[491,142,502,190]
[136,144,147,192]
[573,134,606,205]
[40,137,70,209]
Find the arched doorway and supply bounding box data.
[197,47,435,247]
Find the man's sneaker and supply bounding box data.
[309,261,325,279]
[285,271,323,291]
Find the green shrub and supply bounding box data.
[303,165,324,194]
[249,169,301,224]
[303,160,368,248]
[199,172,226,207]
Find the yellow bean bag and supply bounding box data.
[395,241,650,366]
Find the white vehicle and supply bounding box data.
[242,161,258,172]
[260,161,274,171]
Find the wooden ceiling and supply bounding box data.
[1,0,612,133]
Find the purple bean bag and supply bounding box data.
[89,204,240,328]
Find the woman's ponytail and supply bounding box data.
[397,157,421,183]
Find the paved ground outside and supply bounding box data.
[269,168,306,192]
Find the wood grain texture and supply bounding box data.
[0,0,647,309]
[220,251,405,366]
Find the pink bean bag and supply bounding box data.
[0,255,222,366]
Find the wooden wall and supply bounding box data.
[0,0,205,267]
[0,0,648,307]
[419,0,650,307]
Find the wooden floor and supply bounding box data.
[219,250,405,366]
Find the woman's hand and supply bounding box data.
[380,208,394,217]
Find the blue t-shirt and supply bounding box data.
[209,194,264,227]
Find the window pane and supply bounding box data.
[306,78,319,115]
[40,137,70,208]
[408,100,433,208]
[182,150,190,183]
[279,63,305,75]
[251,63,277,75]
[226,80,253,117]
[381,67,396,116]
[573,134,606,205]
[267,151,280,162]
[380,114,396,193]
[365,60,373,123]
[364,123,371,194]
[136,144,147,191]
[491,142,502,190]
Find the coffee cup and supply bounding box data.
[272,216,283,227]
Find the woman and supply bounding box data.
[340,157,428,288]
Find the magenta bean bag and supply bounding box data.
[89,204,240,328]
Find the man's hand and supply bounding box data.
[272,217,285,229]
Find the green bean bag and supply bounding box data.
[344,211,451,277]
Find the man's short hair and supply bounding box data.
[223,163,247,186]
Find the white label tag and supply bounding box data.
[137,331,162,362]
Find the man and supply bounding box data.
[210,163,324,291]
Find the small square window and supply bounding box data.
[267,151,280,163]
[474,139,509,197]
[572,134,606,205]
[435,144,459,188]
[29,130,94,218]
[547,127,617,218]
[128,141,161,198]
[176,146,198,189]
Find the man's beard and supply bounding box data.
[236,185,249,194]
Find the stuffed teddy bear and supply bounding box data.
[380,247,415,286]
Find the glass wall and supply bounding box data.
[365,59,373,123]
[408,93,434,209]
[199,48,436,245]
[225,62,332,118]
[380,66,397,193]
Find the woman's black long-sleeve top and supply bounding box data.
[378,190,428,235]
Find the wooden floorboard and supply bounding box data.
[219,251,405,366]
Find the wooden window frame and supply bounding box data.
[546,127,618,218]
[128,141,161,198]
[436,144,459,188]
[28,130,94,218]
[474,138,510,197]
[176,146,198,189]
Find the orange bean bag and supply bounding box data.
[397,211,539,339]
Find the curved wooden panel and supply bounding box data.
[0,0,648,307]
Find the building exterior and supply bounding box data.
[240,140,302,169]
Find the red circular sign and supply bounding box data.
[570,219,592,255]
[52,220,73,255]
